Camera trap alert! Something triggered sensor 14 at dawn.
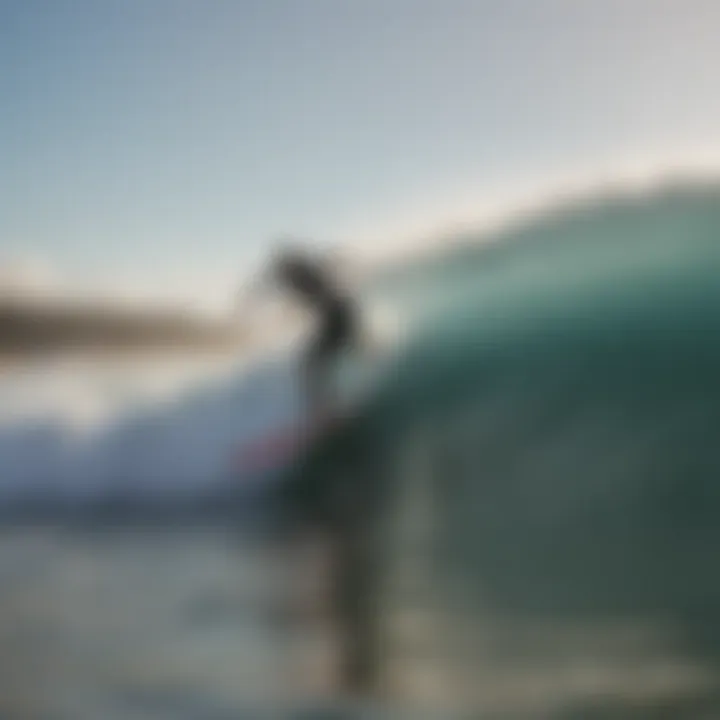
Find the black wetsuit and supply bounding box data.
[275,254,377,692]
[275,254,356,412]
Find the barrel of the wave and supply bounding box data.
[268,185,720,712]
[318,184,720,713]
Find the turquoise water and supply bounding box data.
[292,181,720,716]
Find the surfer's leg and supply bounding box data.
[303,304,350,417]
[324,470,382,697]
[303,336,331,420]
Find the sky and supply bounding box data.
[3,0,720,311]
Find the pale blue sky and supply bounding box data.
[2,0,720,304]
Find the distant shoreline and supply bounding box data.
[0,299,245,361]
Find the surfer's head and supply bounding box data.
[272,238,325,275]
[268,239,330,302]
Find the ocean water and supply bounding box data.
[295,180,720,716]
[0,525,282,718]
[0,523,395,719]
[3,180,720,718]
[0,351,304,508]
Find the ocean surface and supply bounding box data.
[2,180,720,718]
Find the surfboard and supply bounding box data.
[234,408,351,475]
[232,303,401,477]
[232,347,381,477]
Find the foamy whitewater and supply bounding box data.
[0,351,304,505]
[2,169,720,509]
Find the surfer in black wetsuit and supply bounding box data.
[271,246,358,420]
[267,245,380,694]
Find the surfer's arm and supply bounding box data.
[235,263,281,313]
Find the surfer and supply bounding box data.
[262,243,381,694]
[270,244,358,423]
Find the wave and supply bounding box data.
[2,177,720,512]
[0,353,302,513]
